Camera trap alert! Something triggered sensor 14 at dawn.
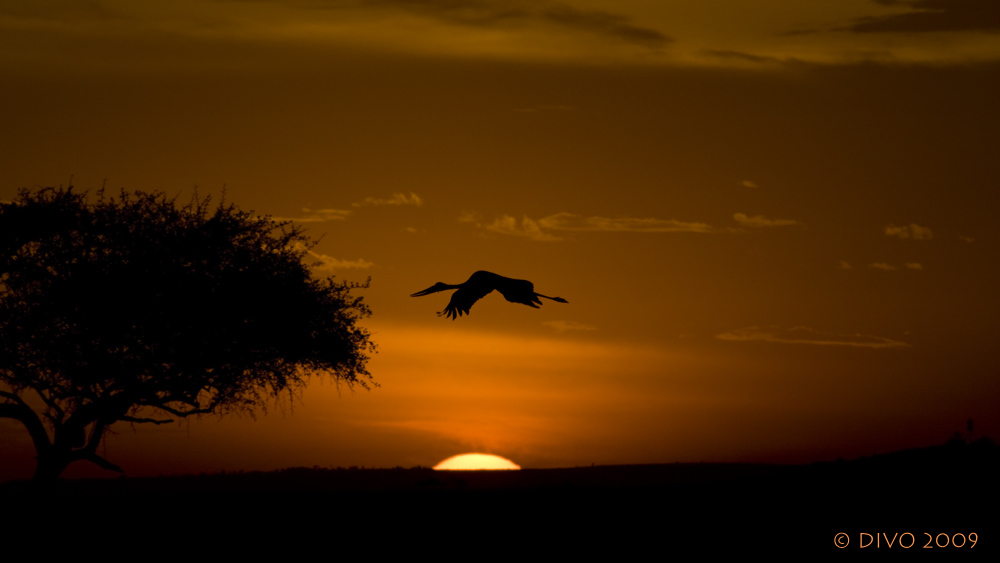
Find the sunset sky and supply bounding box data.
[2,0,999,480]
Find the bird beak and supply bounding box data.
[410,286,438,297]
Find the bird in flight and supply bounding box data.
[411,270,568,320]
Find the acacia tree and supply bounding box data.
[0,187,375,481]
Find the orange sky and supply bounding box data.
[2,0,999,480]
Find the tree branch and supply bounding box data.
[151,404,214,417]
[120,416,173,425]
[0,396,52,454]
[31,386,65,424]
[82,419,106,455]
[0,390,22,403]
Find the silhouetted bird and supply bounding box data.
[411,270,568,320]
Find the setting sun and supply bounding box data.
[433,454,521,471]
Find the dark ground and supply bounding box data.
[3,438,996,554]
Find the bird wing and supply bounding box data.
[494,277,541,308]
[441,284,494,320]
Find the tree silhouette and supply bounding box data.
[0,187,375,481]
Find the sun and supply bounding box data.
[433,453,521,471]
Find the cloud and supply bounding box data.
[543,320,597,332]
[484,214,563,241]
[360,0,530,26]
[360,0,672,48]
[540,3,670,48]
[905,262,923,270]
[839,260,853,269]
[741,180,759,188]
[471,211,715,241]
[885,223,933,240]
[271,207,352,223]
[733,213,798,228]
[353,192,423,207]
[308,251,374,271]
[960,235,975,243]
[290,242,373,269]
[717,326,909,349]
[846,0,1000,33]
[703,51,783,65]
[538,212,716,233]
[271,193,422,223]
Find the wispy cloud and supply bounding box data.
[539,212,715,233]
[353,192,424,207]
[359,0,672,49]
[308,251,374,271]
[717,326,909,349]
[845,0,1000,34]
[290,242,373,270]
[467,212,716,241]
[733,213,798,228]
[905,262,923,270]
[543,320,597,333]
[468,209,815,240]
[703,51,783,65]
[541,3,670,48]
[885,223,933,240]
[272,207,353,223]
[484,215,564,241]
[271,192,423,223]
[741,180,759,188]
[839,260,853,269]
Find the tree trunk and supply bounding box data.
[32,447,74,482]
[30,420,125,481]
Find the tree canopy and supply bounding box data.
[0,187,375,480]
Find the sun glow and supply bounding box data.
[433,453,521,471]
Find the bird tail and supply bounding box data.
[536,293,568,303]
